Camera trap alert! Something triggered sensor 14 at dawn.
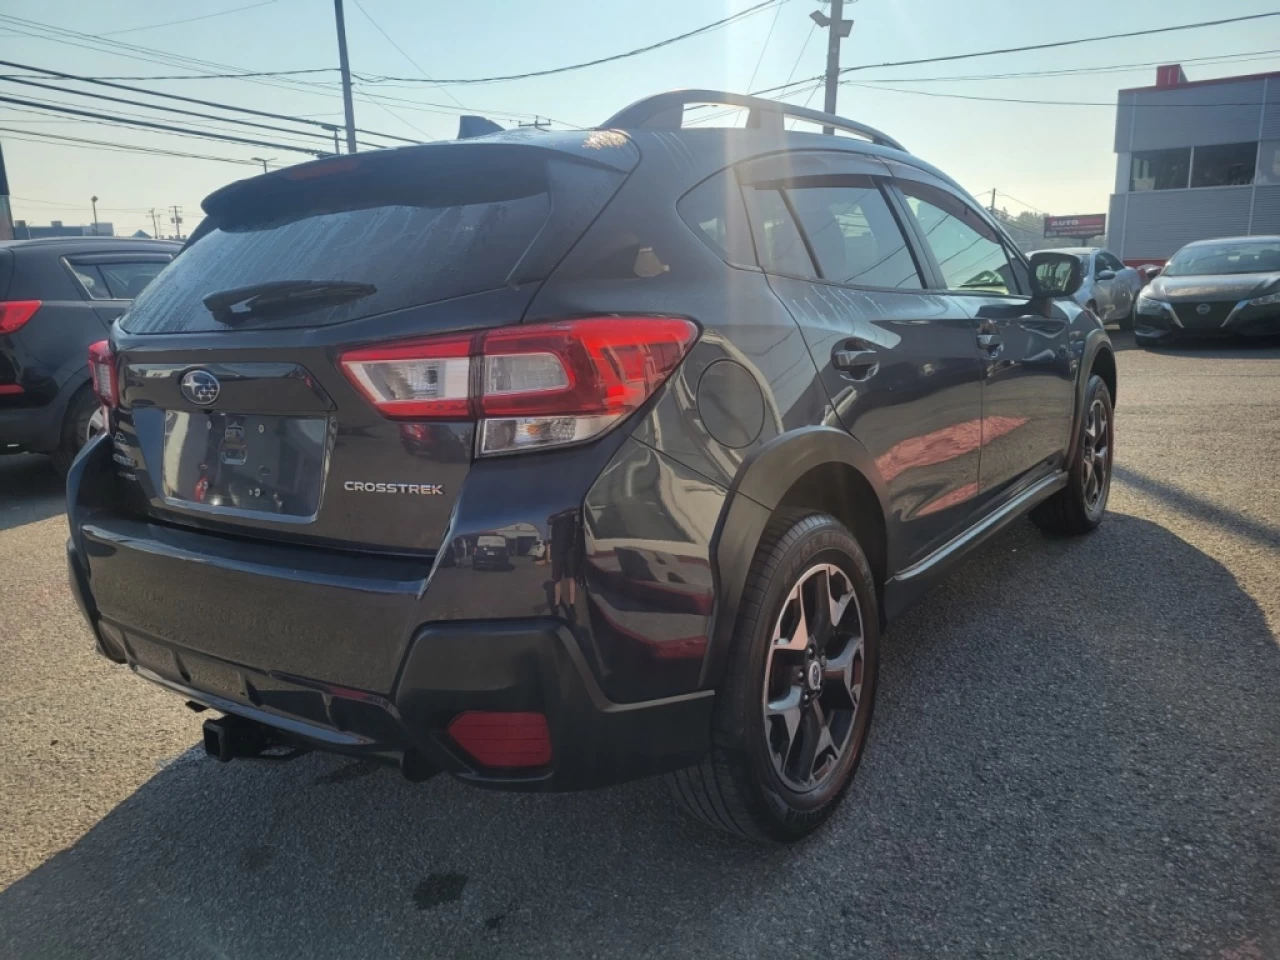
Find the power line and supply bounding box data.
[747,11,1280,99]
[850,48,1280,85]
[0,75,337,144]
[350,0,466,110]
[356,0,790,85]
[0,126,260,166]
[0,15,430,141]
[0,67,339,81]
[842,80,1273,108]
[0,59,419,145]
[0,93,327,154]
[101,0,279,37]
[745,0,787,95]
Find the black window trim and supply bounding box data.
[60,253,172,302]
[884,178,1033,301]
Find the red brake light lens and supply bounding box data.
[338,317,699,456]
[0,300,41,335]
[447,711,552,769]
[88,340,118,407]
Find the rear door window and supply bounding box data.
[783,180,923,289]
[68,263,111,300]
[98,261,168,299]
[743,187,817,278]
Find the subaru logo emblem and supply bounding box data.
[1196,303,1211,316]
[180,369,220,406]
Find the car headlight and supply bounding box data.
[1136,293,1168,314]
[1248,292,1280,307]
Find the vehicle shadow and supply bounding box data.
[0,455,65,531]
[1,516,1277,959]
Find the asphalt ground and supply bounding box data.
[2,332,1278,959]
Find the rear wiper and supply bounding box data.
[203,280,376,325]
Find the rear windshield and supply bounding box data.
[121,189,551,334]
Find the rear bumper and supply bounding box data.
[71,532,711,788]
[0,369,85,453]
[65,432,716,790]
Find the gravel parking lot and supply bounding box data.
[2,334,1277,960]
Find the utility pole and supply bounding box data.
[333,0,358,154]
[990,189,998,214]
[170,205,184,241]
[148,208,160,238]
[251,156,275,174]
[517,116,551,130]
[811,0,853,134]
[90,195,99,235]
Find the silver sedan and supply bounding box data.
[1061,247,1144,329]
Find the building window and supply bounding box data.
[1191,141,1257,188]
[1130,148,1191,191]
[1252,141,1280,185]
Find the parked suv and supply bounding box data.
[66,91,1115,842]
[0,236,179,470]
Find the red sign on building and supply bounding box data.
[1044,214,1107,239]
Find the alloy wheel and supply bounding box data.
[762,562,865,792]
[1081,397,1111,511]
[86,405,107,443]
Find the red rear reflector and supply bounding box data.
[0,300,41,335]
[88,340,118,407]
[0,384,23,396]
[447,711,552,769]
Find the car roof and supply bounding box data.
[0,237,181,255]
[1182,235,1280,247]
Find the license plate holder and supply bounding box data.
[161,410,329,520]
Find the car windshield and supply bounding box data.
[1163,240,1280,276]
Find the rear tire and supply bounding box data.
[50,385,98,476]
[1031,374,1113,536]
[667,510,879,843]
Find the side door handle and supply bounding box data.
[832,344,880,380]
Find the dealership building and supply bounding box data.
[1108,64,1280,265]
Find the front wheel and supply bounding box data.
[667,510,879,843]
[1031,374,1113,536]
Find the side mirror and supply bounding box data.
[1096,269,1116,281]
[1146,265,1163,279]
[1028,251,1084,299]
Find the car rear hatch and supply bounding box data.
[107,134,639,555]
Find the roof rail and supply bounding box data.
[599,89,906,153]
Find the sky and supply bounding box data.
[2,0,1279,238]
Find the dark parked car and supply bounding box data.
[0,236,179,470]
[472,534,511,570]
[1134,236,1280,346]
[66,90,1115,842]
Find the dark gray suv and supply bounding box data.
[66,90,1115,842]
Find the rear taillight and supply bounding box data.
[339,317,698,456]
[88,340,119,407]
[0,300,41,335]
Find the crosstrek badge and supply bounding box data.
[344,481,445,495]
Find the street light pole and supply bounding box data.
[333,0,358,154]
[90,195,98,236]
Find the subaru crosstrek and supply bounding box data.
[66,90,1116,842]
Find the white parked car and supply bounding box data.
[1060,247,1144,329]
